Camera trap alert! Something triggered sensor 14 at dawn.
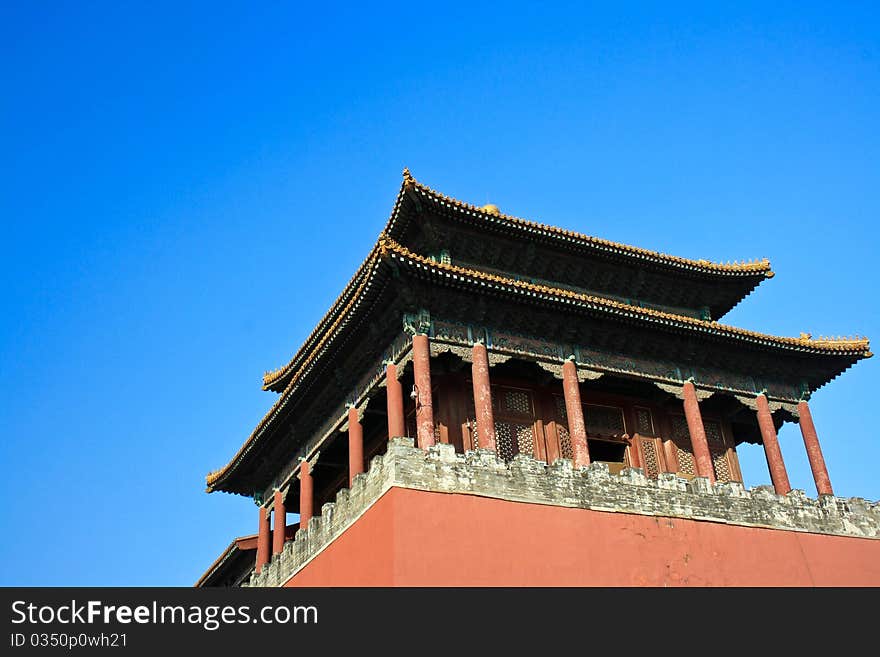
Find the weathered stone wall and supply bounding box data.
[248,438,879,587]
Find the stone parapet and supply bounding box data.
[248,438,879,587]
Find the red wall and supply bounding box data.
[285,487,880,587]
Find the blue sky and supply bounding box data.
[1,3,877,585]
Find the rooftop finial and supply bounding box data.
[481,203,501,216]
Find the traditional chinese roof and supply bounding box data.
[388,170,774,319]
[206,221,870,494]
[392,169,773,278]
[382,239,869,357]
[196,525,298,587]
[194,533,258,588]
[263,171,773,392]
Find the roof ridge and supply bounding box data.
[207,174,865,493]
[262,240,383,390]
[209,248,386,488]
[382,237,869,353]
[207,235,868,492]
[401,170,774,276]
[262,174,418,391]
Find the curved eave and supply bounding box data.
[207,254,389,494]
[205,237,869,495]
[261,243,383,392]
[390,170,775,283]
[385,240,870,359]
[195,534,256,587]
[260,171,771,392]
[259,179,416,393]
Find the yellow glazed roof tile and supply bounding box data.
[206,234,869,490]
[398,169,774,277]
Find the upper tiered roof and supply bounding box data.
[261,171,822,393]
[391,169,773,277]
[387,170,774,318]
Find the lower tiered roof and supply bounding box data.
[206,227,870,494]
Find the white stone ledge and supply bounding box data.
[247,437,879,587]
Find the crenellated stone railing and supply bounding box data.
[247,438,880,587]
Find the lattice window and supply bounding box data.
[670,414,696,476]
[515,423,534,458]
[503,389,532,415]
[466,391,477,449]
[494,421,535,462]
[557,425,573,460]
[555,395,567,419]
[639,436,660,478]
[469,407,482,450]
[495,421,515,461]
[554,395,572,459]
[584,404,626,436]
[469,385,536,458]
[635,407,655,436]
[705,421,731,482]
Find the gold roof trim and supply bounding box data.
[208,249,385,487]
[384,238,869,353]
[400,171,773,276]
[264,170,770,391]
[207,235,868,491]
[261,243,382,390]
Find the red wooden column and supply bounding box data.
[255,506,270,573]
[412,334,435,449]
[682,380,715,484]
[756,394,791,495]
[562,359,590,468]
[797,400,833,496]
[386,362,405,439]
[272,489,286,557]
[471,342,497,451]
[628,434,642,469]
[299,459,314,531]
[348,405,364,486]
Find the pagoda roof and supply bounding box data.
[206,227,870,494]
[194,533,257,588]
[382,239,869,356]
[391,169,774,279]
[386,171,774,320]
[262,171,774,393]
[195,525,298,587]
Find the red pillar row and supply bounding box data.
[348,406,364,486]
[628,434,642,470]
[299,459,314,530]
[272,489,285,557]
[797,400,833,496]
[386,362,405,439]
[562,359,590,468]
[471,342,497,451]
[255,506,270,574]
[412,334,435,449]
[756,394,791,495]
[682,381,715,484]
